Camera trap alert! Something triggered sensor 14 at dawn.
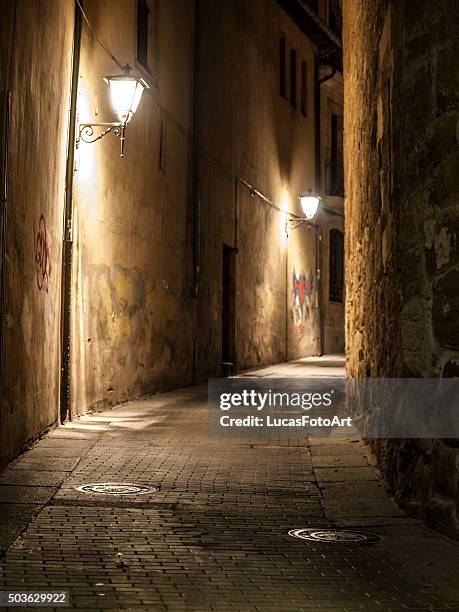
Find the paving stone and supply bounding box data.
[48,429,102,440]
[310,443,368,455]
[312,454,375,467]
[337,517,423,528]
[322,498,405,518]
[0,504,43,552]
[12,457,81,472]
[0,485,58,504]
[37,439,94,449]
[314,466,382,482]
[23,446,91,459]
[0,470,69,487]
[308,437,364,446]
[319,481,391,498]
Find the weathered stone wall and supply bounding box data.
[0,0,74,469]
[343,0,459,538]
[71,0,196,413]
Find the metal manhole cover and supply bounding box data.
[74,483,158,495]
[288,528,380,543]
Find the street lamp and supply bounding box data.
[76,65,149,158]
[286,190,321,232]
[299,191,321,220]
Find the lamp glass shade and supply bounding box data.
[299,194,320,220]
[104,75,148,123]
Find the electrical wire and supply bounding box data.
[76,0,124,71]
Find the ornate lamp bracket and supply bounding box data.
[76,120,127,157]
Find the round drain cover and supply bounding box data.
[288,528,380,543]
[74,483,158,495]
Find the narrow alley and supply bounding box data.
[0,358,458,610]
[0,0,458,609]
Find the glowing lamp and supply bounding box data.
[299,191,321,220]
[76,65,149,158]
[285,189,321,234]
[104,74,148,123]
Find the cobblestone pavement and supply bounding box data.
[0,356,458,611]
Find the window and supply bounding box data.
[329,229,344,303]
[137,0,150,70]
[290,48,297,108]
[279,36,286,97]
[301,61,307,116]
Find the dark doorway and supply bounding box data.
[222,244,236,374]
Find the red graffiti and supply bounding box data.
[292,270,312,311]
[35,214,51,292]
[292,268,313,334]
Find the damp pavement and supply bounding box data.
[0,356,458,611]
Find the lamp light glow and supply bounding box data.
[299,191,321,220]
[76,65,149,158]
[104,74,149,123]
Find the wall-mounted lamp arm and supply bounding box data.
[287,218,307,232]
[286,217,318,233]
[76,121,127,157]
[74,68,147,159]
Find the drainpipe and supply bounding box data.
[314,57,321,197]
[318,65,336,86]
[191,0,200,382]
[60,1,82,423]
[314,224,322,356]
